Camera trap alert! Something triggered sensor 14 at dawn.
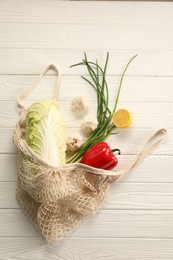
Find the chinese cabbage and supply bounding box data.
[25,99,67,167]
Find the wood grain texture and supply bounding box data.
[0,75,172,102]
[0,0,173,258]
[0,11,172,50]
[0,237,173,260]
[1,1,172,25]
[1,49,173,76]
[0,23,170,50]
[0,209,173,238]
[1,182,173,210]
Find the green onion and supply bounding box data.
[67,53,137,163]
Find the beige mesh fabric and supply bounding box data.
[14,123,109,244]
[13,64,167,244]
[14,105,110,244]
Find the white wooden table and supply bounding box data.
[0,1,173,259]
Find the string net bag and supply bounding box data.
[13,64,167,244]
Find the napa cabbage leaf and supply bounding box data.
[25,99,67,167]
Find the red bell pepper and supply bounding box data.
[80,142,120,170]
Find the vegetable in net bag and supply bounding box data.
[13,64,166,244]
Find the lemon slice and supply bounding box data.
[113,109,133,128]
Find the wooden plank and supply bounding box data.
[0,1,173,25]
[0,101,172,129]
[1,154,172,183]
[0,238,173,260]
[0,75,172,102]
[0,0,172,257]
[1,182,173,209]
[0,154,17,181]
[0,23,173,50]
[108,183,173,210]
[0,49,173,76]
[0,209,173,238]
[0,129,16,154]
[1,128,171,155]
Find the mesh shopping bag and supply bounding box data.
[13,64,167,244]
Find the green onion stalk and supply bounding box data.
[67,53,137,163]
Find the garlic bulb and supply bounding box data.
[66,132,83,154]
[81,115,98,135]
[71,95,88,113]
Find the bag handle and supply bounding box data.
[17,64,61,112]
[93,128,167,188]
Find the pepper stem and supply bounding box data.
[111,148,121,155]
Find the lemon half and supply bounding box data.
[113,109,133,128]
